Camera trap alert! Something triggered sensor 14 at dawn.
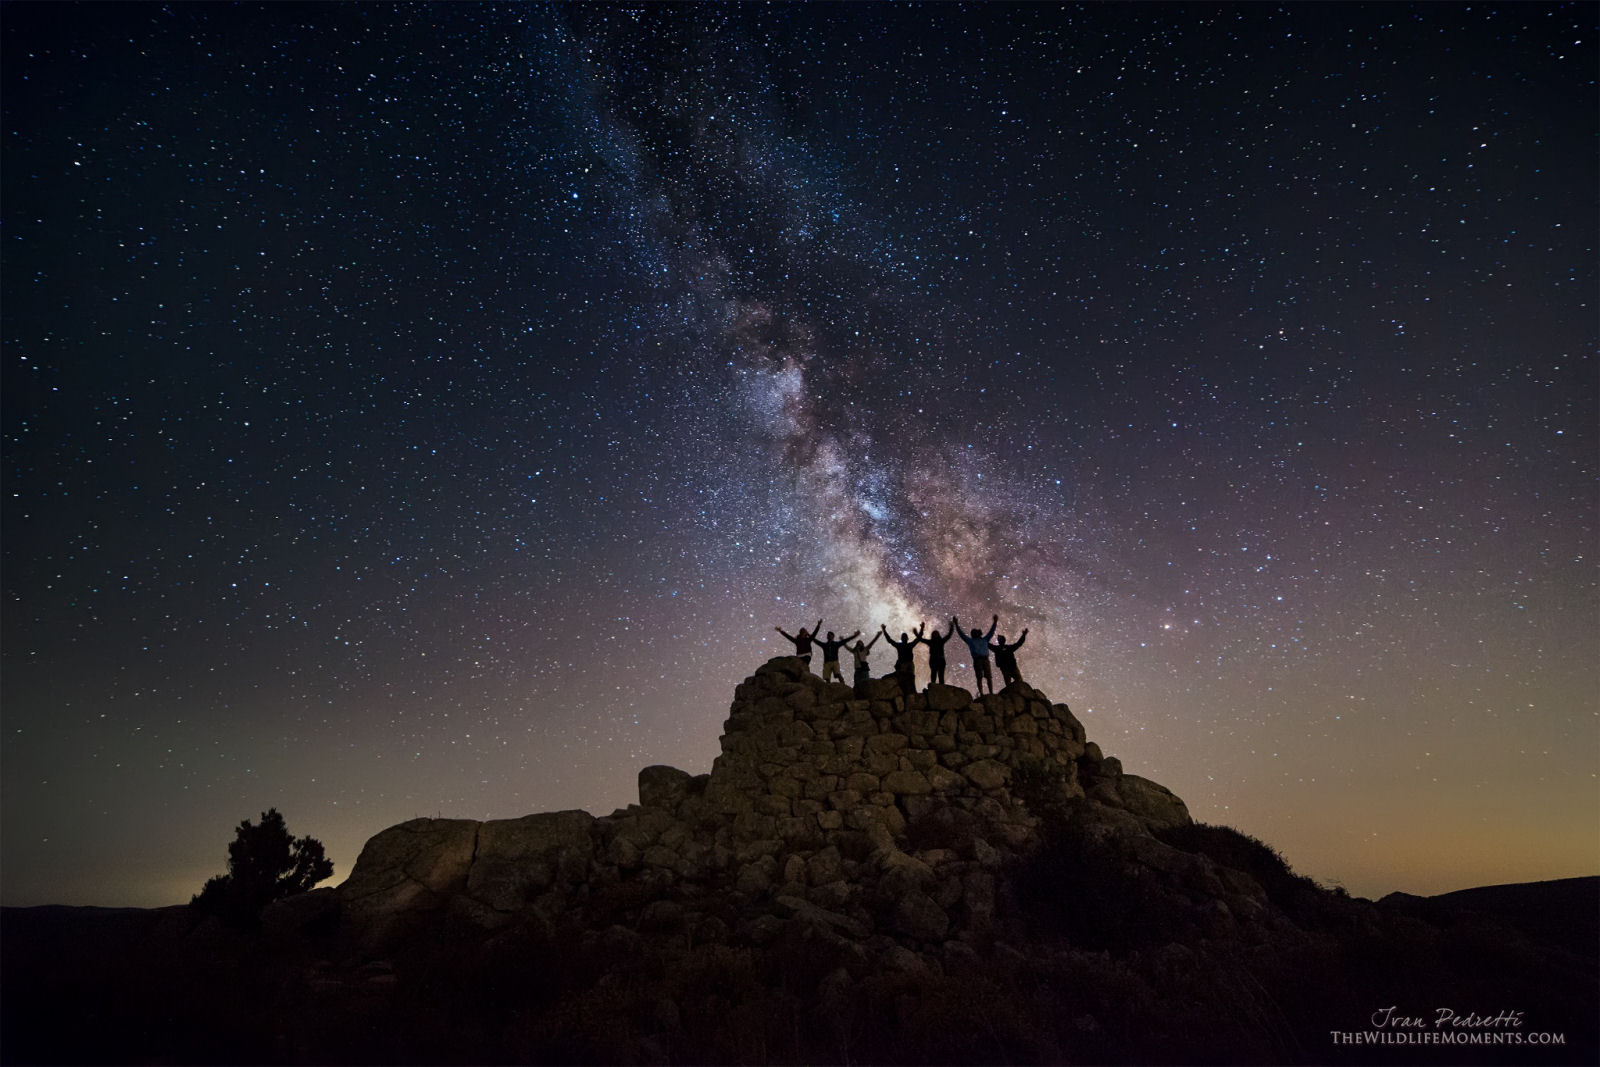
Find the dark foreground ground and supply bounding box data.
[3,873,1595,1066]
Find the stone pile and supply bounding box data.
[338,657,1192,955]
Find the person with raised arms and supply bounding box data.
[954,613,999,695]
[848,630,883,696]
[922,617,957,687]
[774,619,824,667]
[880,622,925,696]
[990,628,1029,688]
[815,629,861,685]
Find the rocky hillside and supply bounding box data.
[337,657,1196,957]
[4,659,1595,1065]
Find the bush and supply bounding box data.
[191,807,333,927]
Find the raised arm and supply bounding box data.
[985,614,998,641]
[944,618,957,639]
[813,620,824,639]
[913,622,927,642]
[775,626,794,641]
[844,629,861,643]
[1013,629,1028,650]
[865,631,882,650]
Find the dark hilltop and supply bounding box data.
[4,658,1596,1064]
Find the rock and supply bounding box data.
[875,847,935,897]
[891,890,950,942]
[639,900,686,932]
[1110,774,1193,829]
[807,846,845,886]
[905,805,981,851]
[882,769,933,795]
[261,887,339,940]
[737,913,785,944]
[735,856,776,894]
[638,765,694,809]
[845,772,881,793]
[607,836,642,870]
[755,795,792,817]
[961,759,1010,790]
[942,938,981,973]
[809,879,857,911]
[756,657,810,682]
[340,818,480,948]
[883,943,931,973]
[468,810,597,911]
[925,684,973,711]
[642,845,680,869]
[773,893,869,940]
[333,654,1204,974]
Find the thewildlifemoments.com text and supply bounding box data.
[1330,1006,1565,1047]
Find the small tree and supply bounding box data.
[192,807,334,926]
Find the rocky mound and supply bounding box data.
[7,661,1593,1064]
[337,657,1196,956]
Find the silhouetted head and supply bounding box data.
[899,632,909,643]
[798,628,810,639]
[996,635,1007,645]
[826,631,835,641]
[852,640,865,652]
[970,627,982,638]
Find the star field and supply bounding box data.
[2,4,1595,907]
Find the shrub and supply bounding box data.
[191,807,333,927]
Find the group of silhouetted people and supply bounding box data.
[775,615,1030,697]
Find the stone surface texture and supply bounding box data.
[338,657,1199,954]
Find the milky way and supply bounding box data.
[3,4,1594,906]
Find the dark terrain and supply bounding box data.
[4,660,1594,1065]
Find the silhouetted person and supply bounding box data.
[923,618,956,686]
[850,631,882,695]
[881,623,925,696]
[990,628,1029,688]
[816,629,860,685]
[955,614,999,695]
[775,619,823,667]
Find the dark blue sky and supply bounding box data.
[3,3,1594,906]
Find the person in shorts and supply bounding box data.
[816,629,860,684]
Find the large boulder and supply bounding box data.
[339,818,480,951]
[467,810,597,912]
[1109,774,1192,830]
[638,765,694,809]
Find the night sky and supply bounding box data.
[3,3,1595,909]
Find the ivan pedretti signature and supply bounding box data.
[1329,1007,1568,1047]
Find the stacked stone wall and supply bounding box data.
[338,656,1191,953]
